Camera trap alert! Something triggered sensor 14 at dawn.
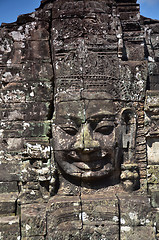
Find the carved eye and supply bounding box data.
[95,125,114,135]
[61,126,78,136]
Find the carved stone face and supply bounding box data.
[53,96,121,181]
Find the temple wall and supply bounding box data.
[0,0,159,239]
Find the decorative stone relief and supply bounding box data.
[0,0,159,239]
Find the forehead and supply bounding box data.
[85,99,115,118]
[55,99,116,123]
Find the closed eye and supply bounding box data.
[61,126,78,136]
[95,125,114,135]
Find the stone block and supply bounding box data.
[118,193,154,227]
[74,194,120,240]
[145,90,159,112]
[54,52,84,78]
[22,237,45,240]
[25,81,53,103]
[83,54,119,78]
[46,230,81,240]
[156,211,159,232]
[0,193,18,215]
[151,34,159,49]
[0,216,20,240]
[23,121,51,138]
[149,74,159,90]
[81,224,119,240]
[119,11,139,21]
[147,138,159,164]
[18,181,44,204]
[20,159,51,185]
[47,196,82,237]
[120,164,139,192]
[0,182,18,193]
[10,21,49,41]
[0,121,51,139]
[21,203,46,237]
[0,65,22,83]
[0,84,26,103]
[20,62,53,81]
[0,101,50,122]
[5,37,50,65]
[120,226,156,240]
[52,0,84,19]
[23,40,50,61]
[1,122,23,138]
[83,15,115,37]
[24,138,50,159]
[150,190,159,208]
[155,49,159,61]
[20,161,39,182]
[0,103,25,122]
[81,194,119,226]
[119,61,147,101]
[2,138,24,151]
[125,41,145,61]
[23,102,51,121]
[0,101,51,122]
[148,183,159,191]
[52,18,83,40]
[0,35,14,66]
[0,161,21,181]
[147,165,159,184]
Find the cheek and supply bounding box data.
[52,126,76,150]
[54,151,62,161]
[94,131,116,149]
[53,151,67,167]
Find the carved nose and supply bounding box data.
[74,123,100,152]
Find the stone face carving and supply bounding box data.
[53,93,122,182]
[0,0,159,239]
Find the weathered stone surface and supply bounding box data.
[118,193,154,227]
[46,230,81,240]
[47,196,82,238]
[81,195,119,226]
[23,237,45,240]
[120,226,156,240]
[21,203,46,237]
[0,181,18,193]
[0,216,20,240]
[0,0,159,239]
[0,193,18,215]
[47,194,120,239]
[24,138,51,159]
[120,164,140,192]
[150,190,159,208]
[156,212,159,233]
[81,195,119,239]
[0,160,21,181]
[81,225,119,240]
[147,138,159,164]
[147,165,159,184]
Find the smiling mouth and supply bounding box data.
[73,160,107,171]
[66,151,112,172]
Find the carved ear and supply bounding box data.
[121,108,136,163]
[120,109,139,191]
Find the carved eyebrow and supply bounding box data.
[87,113,115,121]
[57,113,115,124]
[58,115,84,123]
